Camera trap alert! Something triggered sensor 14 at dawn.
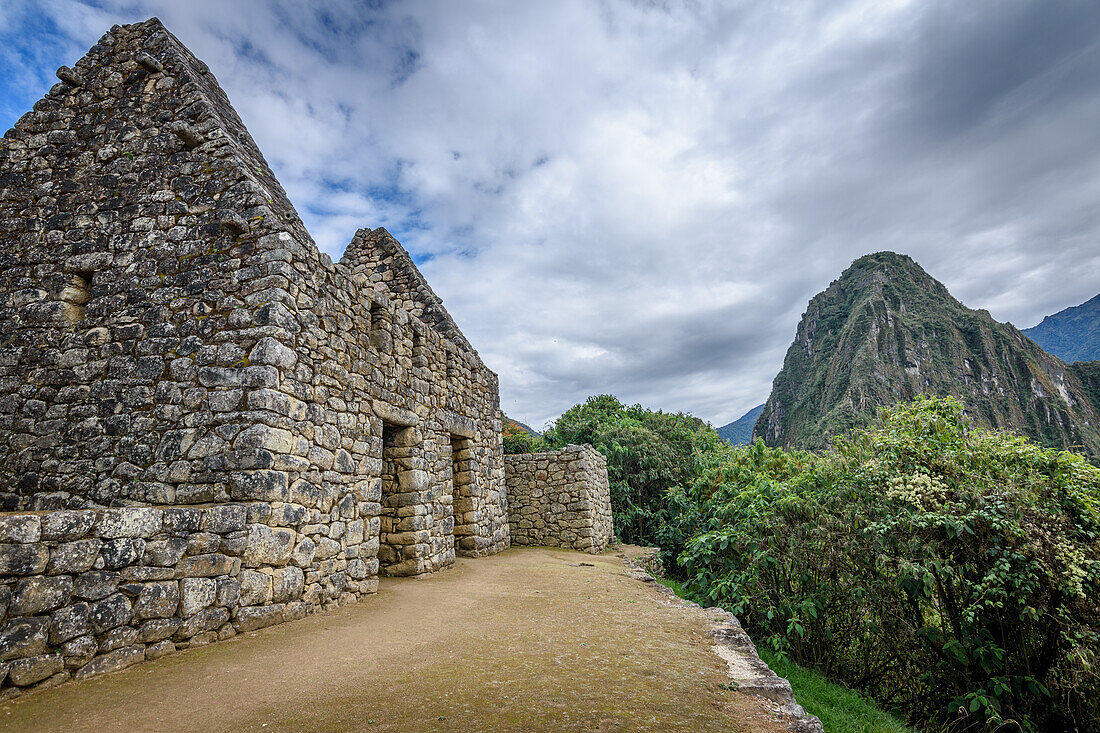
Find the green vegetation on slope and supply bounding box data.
[759,650,912,733]
[681,398,1100,731]
[656,577,912,733]
[753,252,1100,459]
[1023,293,1100,363]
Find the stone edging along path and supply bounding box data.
[620,549,824,733]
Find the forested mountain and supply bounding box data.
[754,252,1100,458]
[716,404,765,445]
[1023,294,1100,362]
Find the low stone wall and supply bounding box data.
[0,501,376,699]
[504,445,613,554]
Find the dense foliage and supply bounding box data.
[540,395,728,559]
[678,397,1100,731]
[502,416,549,454]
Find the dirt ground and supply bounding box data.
[0,547,786,732]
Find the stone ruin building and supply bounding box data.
[0,18,612,695]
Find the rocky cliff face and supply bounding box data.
[754,252,1100,458]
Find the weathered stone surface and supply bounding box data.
[98,538,145,570]
[0,544,48,575]
[0,617,48,661]
[47,539,101,574]
[8,653,63,686]
[271,566,305,603]
[74,646,144,680]
[99,625,138,653]
[175,607,229,639]
[90,593,131,633]
[200,505,246,533]
[10,575,73,616]
[97,508,161,539]
[60,635,97,668]
[40,511,96,542]
[0,516,40,543]
[242,524,296,567]
[134,582,179,620]
[142,538,188,567]
[216,578,240,608]
[176,553,236,578]
[137,617,180,644]
[179,577,216,617]
[235,604,284,633]
[238,571,271,606]
[73,571,119,601]
[49,602,91,644]
[145,640,175,660]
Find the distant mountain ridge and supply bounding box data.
[716,404,765,445]
[754,252,1100,459]
[1023,294,1100,363]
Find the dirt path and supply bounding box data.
[0,547,788,732]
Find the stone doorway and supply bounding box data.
[450,435,473,557]
[379,422,427,576]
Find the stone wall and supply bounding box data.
[0,16,508,579]
[504,445,613,554]
[0,501,371,698]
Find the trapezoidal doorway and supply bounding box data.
[450,435,474,558]
[378,422,431,576]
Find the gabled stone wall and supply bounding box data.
[504,445,613,554]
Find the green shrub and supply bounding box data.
[678,397,1100,731]
[543,394,729,561]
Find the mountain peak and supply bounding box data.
[755,255,1100,458]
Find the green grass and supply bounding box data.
[655,577,912,733]
[759,649,912,733]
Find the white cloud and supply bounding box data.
[3,0,1100,428]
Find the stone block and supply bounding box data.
[142,537,188,567]
[137,617,181,643]
[176,553,237,578]
[238,570,271,606]
[134,582,179,620]
[216,577,240,607]
[8,652,63,686]
[200,504,246,533]
[179,577,216,617]
[0,617,48,661]
[0,516,40,543]
[229,470,289,502]
[234,425,294,454]
[61,635,97,668]
[50,602,91,644]
[99,625,138,652]
[74,645,144,680]
[0,543,48,575]
[175,606,228,639]
[97,538,145,569]
[40,511,96,542]
[271,566,304,603]
[242,524,296,567]
[248,336,297,369]
[235,604,284,633]
[90,593,131,633]
[10,575,73,616]
[97,508,161,539]
[47,538,101,574]
[145,640,175,660]
[73,571,119,600]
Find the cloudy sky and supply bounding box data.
[2,1,1099,429]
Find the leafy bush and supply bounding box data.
[542,394,729,561]
[678,397,1100,731]
[502,417,549,454]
